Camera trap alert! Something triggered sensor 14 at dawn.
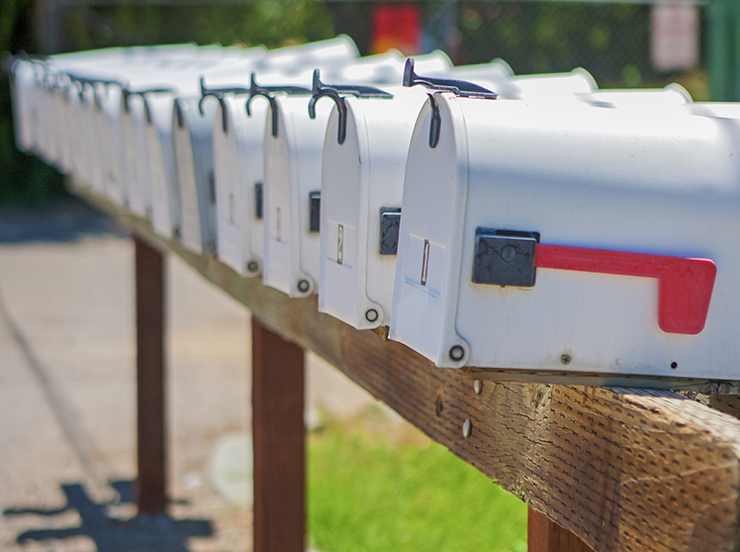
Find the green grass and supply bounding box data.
[308,414,528,552]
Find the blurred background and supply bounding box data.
[1,0,715,207]
[0,1,720,551]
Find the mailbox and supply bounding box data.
[386,86,740,382]
[208,74,314,277]
[262,93,334,296]
[261,69,402,297]
[172,96,220,253]
[146,92,183,239]
[318,85,429,327]
[316,60,632,331]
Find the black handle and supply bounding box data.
[122,87,175,124]
[244,73,312,138]
[307,69,393,145]
[403,58,497,99]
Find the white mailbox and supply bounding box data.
[210,51,453,279]
[208,75,313,277]
[386,88,740,383]
[262,93,333,297]
[318,67,499,329]
[172,96,220,254]
[145,92,183,239]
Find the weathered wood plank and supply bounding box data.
[75,187,740,552]
[134,236,167,515]
[251,317,305,552]
[529,509,594,552]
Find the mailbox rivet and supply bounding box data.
[297,279,310,293]
[474,380,483,395]
[560,354,572,365]
[247,260,259,273]
[462,418,472,439]
[449,345,465,362]
[500,245,517,263]
[365,309,379,323]
[671,361,678,369]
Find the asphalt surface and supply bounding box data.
[0,197,377,551]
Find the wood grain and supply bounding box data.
[76,187,740,552]
[529,509,594,552]
[134,236,167,515]
[251,317,305,552]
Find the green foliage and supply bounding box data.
[61,0,335,51]
[1,0,65,207]
[308,422,528,552]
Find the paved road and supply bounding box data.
[0,198,376,551]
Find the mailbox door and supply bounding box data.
[173,97,218,254]
[389,93,471,366]
[263,96,331,297]
[319,104,368,324]
[214,96,264,276]
[319,89,426,329]
[9,61,36,152]
[120,95,152,218]
[147,95,181,239]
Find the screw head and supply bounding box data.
[247,260,259,273]
[500,245,517,263]
[449,345,465,362]
[462,418,472,439]
[297,279,310,293]
[560,354,571,366]
[365,309,379,323]
[474,380,483,395]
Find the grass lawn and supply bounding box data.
[308,407,528,552]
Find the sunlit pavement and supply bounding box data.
[0,197,376,551]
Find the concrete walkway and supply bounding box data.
[0,198,377,551]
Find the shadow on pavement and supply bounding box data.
[0,196,127,244]
[4,479,213,551]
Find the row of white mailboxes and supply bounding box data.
[11,41,740,384]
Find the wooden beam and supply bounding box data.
[79,188,740,552]
[134,236,167,515]
[529,509,594,552]
[251,316,305,552]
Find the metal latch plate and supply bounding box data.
[472,228,540,287]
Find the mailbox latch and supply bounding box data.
[472,228,540,287]
[309,191,321,233]
[379,207,401,255]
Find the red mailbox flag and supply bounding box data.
[371,3,422,55]
[535,244,717,335]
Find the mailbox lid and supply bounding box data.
[389,93,471,365]
[213,95,265,277]
[172,96,218,254]
[319,87,428,328]
[8,60,38,152]
[394,92,740,379]
[263,95,332,297]
[120,93,152,218]
[146,93,181,239]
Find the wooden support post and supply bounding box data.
[135,236,167,515]
[528,509,594,552]
[251,316,305,552]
